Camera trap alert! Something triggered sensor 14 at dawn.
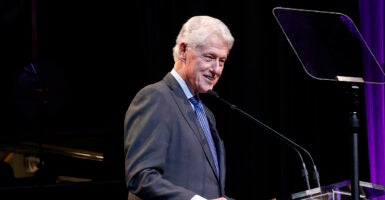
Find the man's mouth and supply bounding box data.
[204,74,214,81]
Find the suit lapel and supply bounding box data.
[163,73,220,180]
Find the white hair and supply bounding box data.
[172,15,234,62]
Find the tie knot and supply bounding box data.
[189,96,200,106]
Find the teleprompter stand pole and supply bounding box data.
[349,84,360,200]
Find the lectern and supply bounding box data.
[291,180,385,200]
[272,7,385,200]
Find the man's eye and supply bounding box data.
[202,56,215,62]
[204,56,213,62]
[200,55,226,65]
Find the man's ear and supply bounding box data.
[179,43,187,60]
[180,42,188,52]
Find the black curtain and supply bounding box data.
[1,0,370,199]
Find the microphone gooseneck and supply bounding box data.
[207,89,321,189]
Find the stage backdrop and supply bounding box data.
[3,0,383,199]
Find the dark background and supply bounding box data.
[1,0,370,199]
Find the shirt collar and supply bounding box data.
[170,69,194,99]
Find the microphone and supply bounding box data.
[207,89,321,189]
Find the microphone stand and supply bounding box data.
[207,90,321,190]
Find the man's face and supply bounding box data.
[184,35,229,95]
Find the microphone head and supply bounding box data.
[207,89,219,98]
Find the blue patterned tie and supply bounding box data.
[189,96,219,174]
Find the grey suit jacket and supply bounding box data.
[124,73,229,200]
